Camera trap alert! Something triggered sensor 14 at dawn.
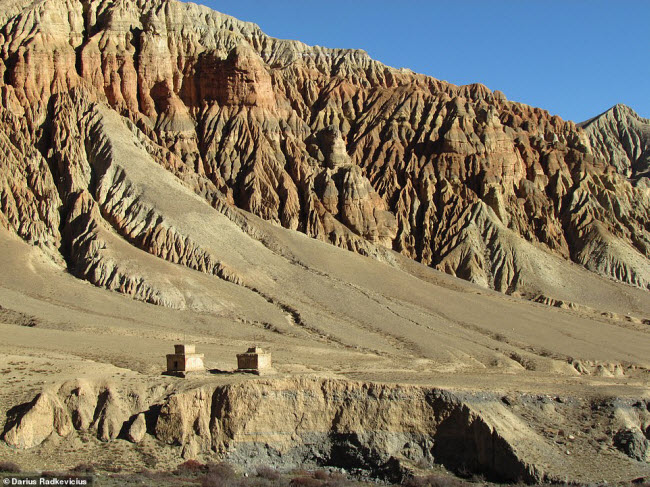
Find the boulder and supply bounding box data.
[613,428,650,462]
[127,413,147,444]
[3,393,72,449]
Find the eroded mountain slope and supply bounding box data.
[0,0,648,299]
[580,104,650,184]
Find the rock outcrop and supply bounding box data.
[4,378,650,481]
[3,392,72,449]
[613,428,650,462]
[0,0,648,303]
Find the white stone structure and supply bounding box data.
[166,344,204,375]
[237,346,272,372]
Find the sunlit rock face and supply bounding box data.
[0,0,648,296]
[580,104,650,184]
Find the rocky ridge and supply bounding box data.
[0,0,647,301]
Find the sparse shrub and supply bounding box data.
[136,469,173,481]
[455,466,473,480]
[256,465,281,480]
[403,474,465,487]
[245,478,275,487]
[327,472,347,482]
[0,461,21,473]
[202,462,237,487]
[207,462,236,478]
[201,472,233,487]
[469,473,485,484]
[313,471,329,481]
[290,476,322,487]
[70,463,95,474]
[403,476,425,487]
[291,469,310,477]
[103,464,123,473]
[176,459,206,473]
[142,453,158,468]
[323,472,348,487]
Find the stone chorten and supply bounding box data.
[237,346,272,373]
[166,344,204,376]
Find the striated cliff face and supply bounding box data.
[580,104,650,185]
[0,0,648,300]
[4,377,650,482]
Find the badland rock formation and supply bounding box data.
[0,0,647,302]
[0,3,650,479]
[580,104,650,185]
